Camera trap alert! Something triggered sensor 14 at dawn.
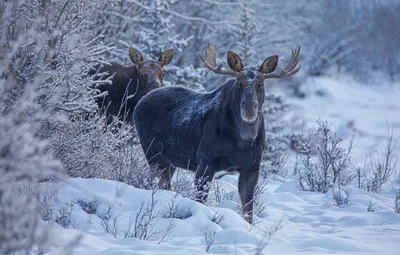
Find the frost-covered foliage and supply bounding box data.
[356,127,398,193]
[0,0,164,191]
[4,0,111,113]
[99,190,175,242]
[306,0,400,82]
[2,0,399,253]
[261,94,291,178]
[231,0,257,65]
[0,0,112,251]
[394,187,400,214]
[96,0,207,90]
[48,111,162,189]
[0,1,62,252]
[95,0,400,85]
[165,65,209,91]
[332,187,351,208]
[0,0,115,175]
[295,120,356,193]
[98,0,190,59]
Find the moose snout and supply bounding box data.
[150,77,162,88]
[243,99,258,111]
[240,98,259,123]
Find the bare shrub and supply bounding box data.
[0,183,52,254]
[76,198,100,215]
[255,218,286,255]
[200,226,217,253]
[210,212,226,225]
[394,188,400,214]
[55,202,76,229]
[394,171,400,186]
[296,119,356,193]
[0,0,107,250]
[35,184,58,221]
[266,219,287,236]
[332,188,351,208]
[162,200,193,220]
[367,198,378,212]
[109,142,161,190]
[99,207,122,238]
[357,125,398,193]
[172,169,197,199]
[50,111,161,190]
[212,179,240,205]
[123,190,174,243]
[307,24,361,77]
[48,114,126,180]
[253,179,269,219]
[262,94,291,179]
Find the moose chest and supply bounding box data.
[197,122,265,173]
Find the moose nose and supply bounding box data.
[243,98,258,111]
[241,101,258,123]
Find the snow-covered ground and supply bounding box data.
[42,77,400,255]
[45,177,400,255]
[283,76,400,165]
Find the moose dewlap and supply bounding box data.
[134,44,301,223]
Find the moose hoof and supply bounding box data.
[243,213,253,224]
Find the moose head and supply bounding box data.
[198,43,300,129]
[129,47,175,90]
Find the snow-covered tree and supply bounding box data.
[306,0,400,82]
[98,0,190,59]
[1,1,62,253]
[96,0,208,90]
[0,0,115,251]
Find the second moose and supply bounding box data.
[93,47,174,124]
[134,44,301,223]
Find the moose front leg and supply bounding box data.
[238,169,260,224]
[194,165,215,203]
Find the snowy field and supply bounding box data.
[42,77,400,255]
[44,177,400,255]
[284,76,400,165]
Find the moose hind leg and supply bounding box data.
[143,145,175,191]
[238,170,259,224]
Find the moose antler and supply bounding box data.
[198,43,243,78]
[264,46,301,79]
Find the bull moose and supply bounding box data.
[93,47,174,124]
[133,44,301,223]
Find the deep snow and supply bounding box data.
[41,76,400,255]
[44,176,400,255]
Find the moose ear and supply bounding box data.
[259,55,279,74]
[129,47,144,67]
[227,51,244,72]
[159,49,175,67]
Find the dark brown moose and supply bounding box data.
[133,44,301,223]
[94,47,174,124]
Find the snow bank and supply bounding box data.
[41,176,400,255]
